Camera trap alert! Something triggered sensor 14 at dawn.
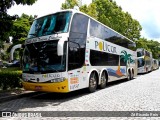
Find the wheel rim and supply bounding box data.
[131,72,133,79]
[90,74,97,88]
[127,72,130,80]
[101,72,106,86]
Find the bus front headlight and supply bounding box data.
[51,77,65,83]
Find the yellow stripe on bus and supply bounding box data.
[22,79,69,93]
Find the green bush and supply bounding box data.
[0,69,22,90]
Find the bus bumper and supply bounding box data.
[22,80,69,93]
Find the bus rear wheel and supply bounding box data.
[127,71,131,80]
[88,72,97,93]
[100,71,107,89]
[131,70,134,80]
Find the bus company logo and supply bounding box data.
[23,74,35,78]
[42,74,47,78]
[95,41,117,53]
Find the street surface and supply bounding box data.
[0,69,160,120]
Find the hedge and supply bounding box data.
[0,68,22,90]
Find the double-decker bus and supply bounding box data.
[137,48,152,73]
[22,9,137,93]
[152,59,159,70]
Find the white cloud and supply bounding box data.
[8,0,65,17]
[114,0,160,41]
[7,0,92,17]
[7,0,160,41]
[82,0,92,5]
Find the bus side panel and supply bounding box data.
[68,67,89,92]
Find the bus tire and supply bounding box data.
[100,71,107,89]
[88,72,97,93]
[131,70,134,80]
[127,70,131,80]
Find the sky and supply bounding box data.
[7,0,160,41]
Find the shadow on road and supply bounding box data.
[0,78,133,111]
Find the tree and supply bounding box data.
[146,40,160,59]
[61,0,142,41]
[61,0,78,9]
[135,38,160,59]
[11,13,34,44]
[81,3,98,19]
[62,0,98,19]
[4,13,34,61]
[0,0,37,45]
[135,38,149,50]
[93,0,142,40]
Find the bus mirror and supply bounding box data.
[57,40,64,56]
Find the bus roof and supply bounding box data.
[35,9,135,44]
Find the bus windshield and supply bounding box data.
[28,11,71,39]
[137,51,144,57]
[23,41,66,73]
[138,58,144,68]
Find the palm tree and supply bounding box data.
[116,50,134,77]
[120,50,132,64]
[116,56,123,76]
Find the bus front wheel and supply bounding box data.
[88,72,97,93]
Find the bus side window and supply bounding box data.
[68,13,89,70]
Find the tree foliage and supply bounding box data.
[61,0,78,9]
[93,0,142,40]
[5,13,34,60]
[61,0,142,41]
[1,0,37,12]
[11,13,34,44]
[62,0,141,39]
[135,38,160,59]
[61,0,160,59]
[0,0,37,46]
[80,3,98,19]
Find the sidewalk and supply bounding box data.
[0,89,37,103]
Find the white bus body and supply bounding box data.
[152,59,159,70]
[137,48,152,73]
[22,9,137,93]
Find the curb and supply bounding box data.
[0,91,38,103]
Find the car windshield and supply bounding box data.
[23,41,66,73]
[28,11,71,38]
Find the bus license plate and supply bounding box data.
[35,86,42,90]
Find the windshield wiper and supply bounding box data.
[53,31,62,35]
[29,33,37,37]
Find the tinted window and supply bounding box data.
[138,58,144,67]
[137,51,144,57]
[90,19,136,50]
[23,41,66,73]
[68,13,89,70]
[70,13,88,34]
[28,12,71,38]
[90,50,125,66]
[145,60,151,66]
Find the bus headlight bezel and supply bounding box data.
[51,77,65,83]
